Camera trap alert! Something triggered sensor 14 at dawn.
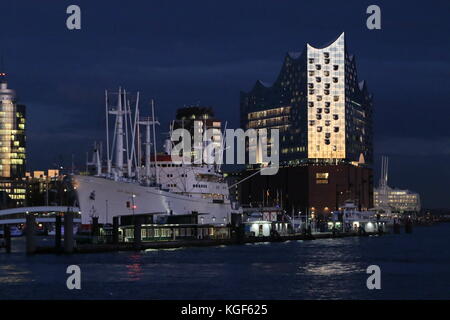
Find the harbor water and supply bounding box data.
[1,223,449,299]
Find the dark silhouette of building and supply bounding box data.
[172,106,222,164]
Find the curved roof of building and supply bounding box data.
[306,32,345,50]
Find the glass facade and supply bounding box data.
[374,186,421,213]
[0,74,26,207]
[240,32,373,166]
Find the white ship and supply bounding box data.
[73,88,239,225]
[331,201,389,233]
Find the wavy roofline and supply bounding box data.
[306,32,345,50]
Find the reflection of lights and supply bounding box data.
[124,254,144,282]
[301,262,362,276]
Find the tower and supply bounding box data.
[0,71,26,207]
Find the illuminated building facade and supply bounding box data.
[237,33,374,216]
[0,72,26,207]
[374,186,421,213]
[240,32,373,165]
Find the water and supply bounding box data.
[1,224,449,299]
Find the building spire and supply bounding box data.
[0,54,7,83]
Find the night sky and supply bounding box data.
[1,0,449,208]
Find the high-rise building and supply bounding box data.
[237,33,374,216]
[172,106,222,164]
[0,72,26,207]
[240,32,373,165]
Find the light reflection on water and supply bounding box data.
[0,265,31,284]
[123,254,144,282]
[300,262,364,276]
[0,224,450,299]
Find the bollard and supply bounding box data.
[405,221,413,234]
[55,215,62,250]
[112,216,119,245]
[133,216,142,250]
[92,216,99,236]
[92,216,99,244]
[64,212,74,254]
[25,215,36,254]
[393,222,401,234]
[4,225,11,253]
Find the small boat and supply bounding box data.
[330,201,386,233]
[48,226,79,236]
[0,226,23,237]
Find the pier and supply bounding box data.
[28,228,383,254]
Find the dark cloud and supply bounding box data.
[1,0,449,207]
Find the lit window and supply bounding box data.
[316,172,329,184]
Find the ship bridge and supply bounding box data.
[0,206,81,225]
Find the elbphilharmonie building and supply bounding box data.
[238,33,374,214]
[240,32,373,166]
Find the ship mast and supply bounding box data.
[105,90,111,175]
[115,87,124,176]
[138,100,160,185]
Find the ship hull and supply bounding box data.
[73,175,233,225]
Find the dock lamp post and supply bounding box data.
[131,194,136,215]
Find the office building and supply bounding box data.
[0,71,26,207]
